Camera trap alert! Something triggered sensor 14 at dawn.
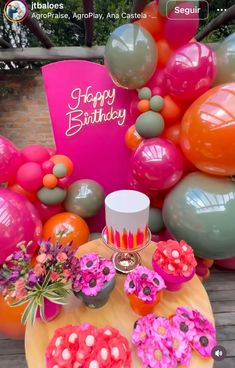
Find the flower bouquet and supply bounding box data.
[73,253,116,308]
[152,240,197,291]
[0,240,80,324]
[124,265,166,316]
[46,323,131,368]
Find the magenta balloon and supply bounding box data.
[22,144,50,164]
[215,257,235,270]
[164,2,199,49]
[131,138,184,190]
[35,201,63,223]
[0,136,22,183]
[128,171,157,199]
[0,189,42,263]
[145,68,167,96]
[130,95,140,120]
[16,162,44,191]
[165,42,217,101]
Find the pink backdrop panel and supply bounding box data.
[42,61,134,231]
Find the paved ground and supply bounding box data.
[0,266,234,367]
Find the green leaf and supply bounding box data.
[39,297,46,322]
[42,270,52,289]
[21,299,35,325]
[30,302,38,325]
[10,295,33,307]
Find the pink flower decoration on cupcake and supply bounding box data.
[192,332,217,358]
[138,339,177,368]
[168,326,192,366]
[124,266,165,303]
[153,240,197,277]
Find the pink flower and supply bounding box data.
[63,269,71,279]
[171,314,196,341]
[15,277,25,291]
[79,253,100,271]
[36,253,47,264]
[132,314,158,346]
[192,332,217,357]
[138,338,177,368]
[5,254,13,262]
[16,289,27,299]
[152,317,172,341]
[81,273,105,296]
[124,265,165,302]
[169,326,192,366]
[56,252,68,263]
[50,272,59,281]
[34,264,45,276]
[192,310,216,335]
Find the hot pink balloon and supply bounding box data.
[145,68,167,96]
[215,257,235,270]
[35,201,63,223]
[0,136,22,183]
[16,162,44,191]
[164,2,199,49]
[131,138,184,190]
[130,94,140,120]
[0,189,42,263]
[22,144,50,164]
[165,42,217,101]
[128,171,157,199]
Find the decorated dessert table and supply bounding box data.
[25,239,214,368]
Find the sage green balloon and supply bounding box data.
[105,24,157,89]
[149,208,165,234]
[138,87,152,100]
[37,186,67,205]
[163,172,235,259]
[158,0,199,16]
[89,232,101,241]
[65,179,105,218]
[135,111,165,138]
[53,163,67,178]
[150,96,164,112]
[213,33,235,86]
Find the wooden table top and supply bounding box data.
[25,239,214,368]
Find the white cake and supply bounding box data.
[104,190,150,250]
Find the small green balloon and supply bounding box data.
[105,24,157,89]
[53,163,67,178]
[89,233,101,241]
[213,33,235,86]
[149,208,165,234]
[135,111,165,138]
[65,179,105,218]
[138,87,152,100]
[37,186,67,205]
[150,96,164,111]
[163,172,235,259]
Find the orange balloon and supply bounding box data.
[181,83,235,176]
[156,39,173,68]
[42,212,89,249]
[43,174,58,189]
[163,124,181,145]
[135,1,165,41]
[0,294,25,339]
[50,155,73,176]
[8,183,37,203]
[125,125,143,150]
[137,99,150,113]
[161,95,184,124]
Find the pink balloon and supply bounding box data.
[46,147,56,157]
[215,257,235,270]
[145,68,167,97]
[131,138,184,190]
[22,144,50,164]
[152,229,174,242]
[57,176,70,189]
[164,2,199,49]
[0,189,42,263]
[42,160,54,174]
[16,162,44,191]
[35,201,63,223]
[130,94,140,120]
[165,42,217,101]
[128,171,157,199]
[0,136,22,183]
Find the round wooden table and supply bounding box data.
[25,240,215,368]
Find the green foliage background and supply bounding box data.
[0,0,234,68]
